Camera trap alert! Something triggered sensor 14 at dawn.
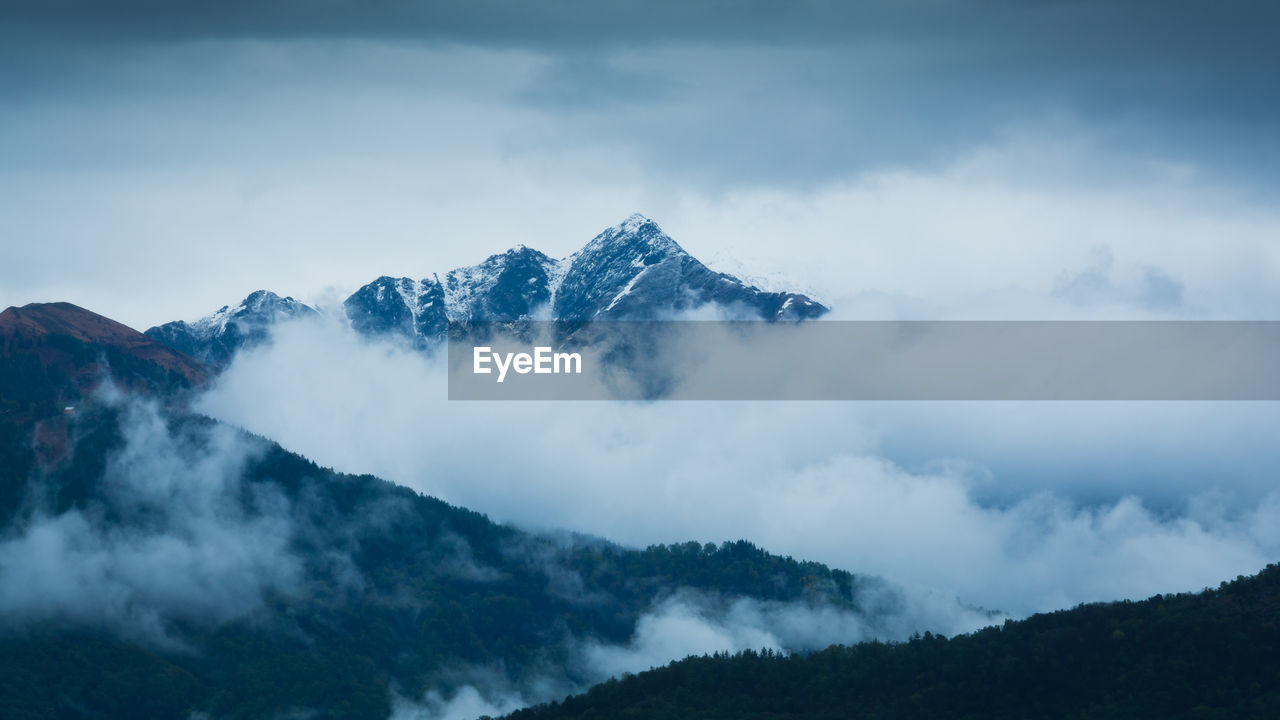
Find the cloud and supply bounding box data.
[390,581,996,720]
[671,136,1280,320]
[437,530,506,583]
[6,98,1280,331]
[0,367,990,716]
[6,1,1278,184]
[1052,247,1184,310]
[390,664,564,720]
[0,392,303,646]
[574,588,994,680]
[197,317,1280,620]
[3,4,1280,329]
[393,684,530,720]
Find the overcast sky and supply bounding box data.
[2,0,1279,327]
[6,1,1280,664]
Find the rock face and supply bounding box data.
[148,214,828,362]
[341,245,559,345]
[145,290,317,370]
[343,276,446,341]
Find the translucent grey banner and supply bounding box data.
[446,321,1280,401]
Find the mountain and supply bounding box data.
[344,214,827,346]
[144,290,317,370]
[342,244,560,347]
[0,301,209,525]
[147,215,827,363]
[0,396,910,720]
[505,564,1280,720]
[0,302,206,422]
[0,302,943,720]
[6,304,1277,720]
[553,214,823,323]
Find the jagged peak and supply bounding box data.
[173,290,315,337]
[492,244,554,265]
[235,290,311,315]
[620,212,653,231]
[575,213,683,262]
[442,247,557,293]
[238,289,303,313]
[611,212,662,237]
[241,289,275,303]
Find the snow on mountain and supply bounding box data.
[552,213,825,322]
[343,275,446,344]
[442,245,559,323]
[148,215,827,365]
[145,290,318,369]
[343,214,826,345]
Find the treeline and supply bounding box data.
[0,330,194,419]
[506,564,1280,720]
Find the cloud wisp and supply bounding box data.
[392,583,996,720]
[0,393,303,647]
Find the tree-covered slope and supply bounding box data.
[505,563,1280,720]
[0,302,209,528]
[1,299,962,720]
[0,398,899,720]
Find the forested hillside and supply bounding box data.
[0,397,902,720]
[506,564,1280,720]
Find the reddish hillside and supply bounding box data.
[0,302,208,422]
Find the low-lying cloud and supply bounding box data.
[392,583,996,720]
[575,588,993,680]
[198,317,1280,618]
[0,392,303,646]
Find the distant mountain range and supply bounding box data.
[144,214,827,369]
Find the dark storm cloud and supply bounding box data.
[0,1,1046,45]
[3,0,1277,188]
[7,0,1277,91]
[2,0,1275,56]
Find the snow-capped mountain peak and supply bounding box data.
[443,245,558,321]
[188,290,306,336]
[145,290,317,369]
[147,215,827,366]
[573,214,682,264]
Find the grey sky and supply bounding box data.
[2,0,1278,326]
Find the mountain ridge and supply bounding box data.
[146,214,828,364]
[1,302,207,385]
[145,290,317,370]
[1,302,207,423]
